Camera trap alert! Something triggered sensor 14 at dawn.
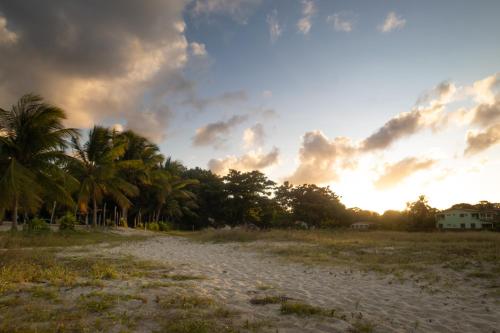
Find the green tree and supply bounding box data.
[405,195,437,231]
[275,182,347,228]
[0,94,76,229]
[223,170,275,227]
[69,126,138,227]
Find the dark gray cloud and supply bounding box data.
[465,123,500,155]
[182,90,248,111]
[374,157,436,190]
[361,81,455,151]
[192,115,248,148]
[0,0,189,142]
[208,147,279,175]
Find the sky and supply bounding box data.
[0,0,499,212]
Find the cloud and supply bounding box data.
[208,147,279,175]
[374,157,436,190]
[287,131,357,184]
[326,12,356,32]
[191,0,261,24]
[468,73,499,105]
[192,115,248,148]
[362,81,456,151]
[266,9,283,43]
[190,42,207,57]
[378,11,406,33]
[0,0,190,142]
[182,90,248,111]
[243,123,265,148]
[297,0,316,35]
[471,99,500,127]
[0,15,17,44]
[465,123,500,155]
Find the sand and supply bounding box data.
[101,235,500,333]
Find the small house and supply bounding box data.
[350,221,375,230]
[435,208,498,230]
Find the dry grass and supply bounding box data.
[188,229,500,285]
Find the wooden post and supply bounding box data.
[50,201,57,224]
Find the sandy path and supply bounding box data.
[102,236,499,333]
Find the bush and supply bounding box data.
[146,222,160,232]
[23,217,50,233]
[58,213,76,231]
[118,217,127,227]
[158,221,173,232]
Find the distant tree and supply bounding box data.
[405,195,437,231]
[380,210,407,230]
[223,170,276,227]
[276,182,347,228]
[182,167,227,229]
[347,207,380,223]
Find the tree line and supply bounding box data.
[1,94,494,232]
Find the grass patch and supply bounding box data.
[159,294,214,310]
[163,273,205,281]
[249,295,283,305]
[0,229,150,249]
[280,301,333,317]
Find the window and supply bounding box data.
[470,223,476,229]
[472,213,478,219]
[460,224,465,229]
[459,213,466,217]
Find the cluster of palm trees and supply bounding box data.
[0,94,197,230]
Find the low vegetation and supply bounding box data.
[189,229,500,287]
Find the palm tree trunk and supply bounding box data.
[92,197,97,228]
[12,197,19,230]
[121,207,128,226]
[50,201,57,224]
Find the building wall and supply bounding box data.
[436,209,482,229]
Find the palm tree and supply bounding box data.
[0,94,76,229]
[149,161,198,222]
[115,130,164,224]
[69,126,138,227]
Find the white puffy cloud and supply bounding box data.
[326,12,356,32]
[0,15,17,44]
[465,123,500,155]
[243,123,265,148]
[208,147,279,175]
[378,11,406,33]
[266,9,283,43]
[190,42,207,57]
[191,0,261,24]
[297,0,316,34]
[287,131,357,184]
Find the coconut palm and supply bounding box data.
[0,94,76,229]
[70,126,138,227]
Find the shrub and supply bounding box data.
[147,222,160,232]
[58,213,76,231]
[118,217,127,227]
[23,217,50,233]
[158,221,173,232]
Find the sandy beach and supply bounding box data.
[99,235,500,333]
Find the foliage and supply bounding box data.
[57,212,76,231]
[23,217,50,233]
[405,195,438,231]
